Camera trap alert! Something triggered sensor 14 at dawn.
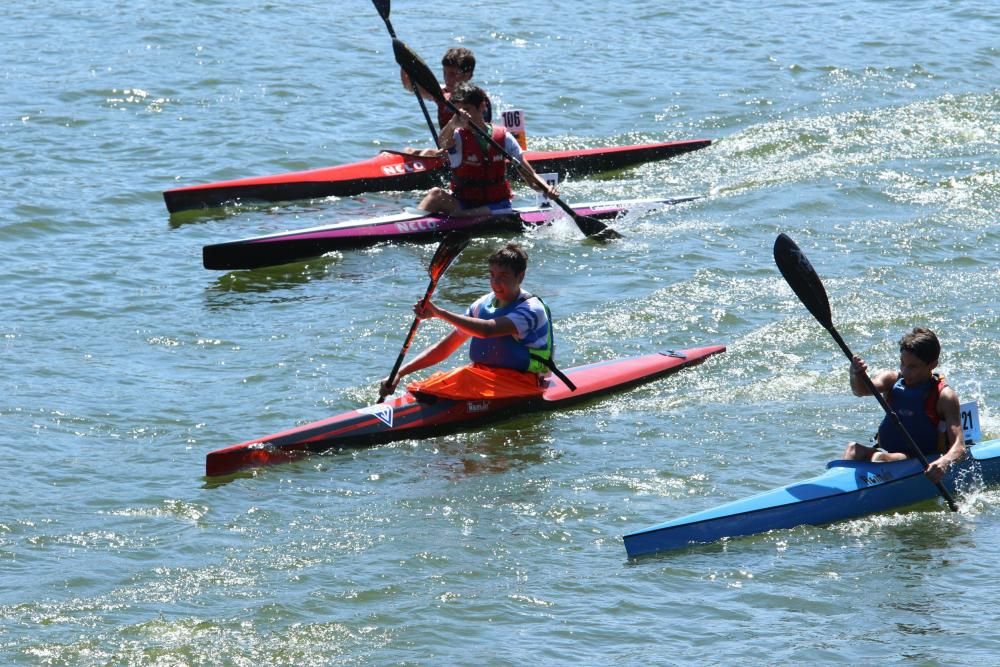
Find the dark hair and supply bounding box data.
[449,82,486,108]
[442,47,476,74]
[488,243,528,275]
[899,327,940,364]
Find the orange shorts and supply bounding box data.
[407,363,544,400]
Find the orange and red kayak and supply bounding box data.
[205,345,725,477]
[164,139,711,214]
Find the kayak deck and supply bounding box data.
[164,139,711,213]
[205,345,726,477]
[623,438,1000,557]
[201,196,700,271]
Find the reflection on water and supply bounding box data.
[166,196,380,228]
[204,257,345,296]
[430,421,557,480]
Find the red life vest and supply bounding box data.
[449,125,513,207]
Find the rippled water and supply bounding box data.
[2,0,999,664]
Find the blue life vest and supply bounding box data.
[468,293,553,374]
[877,375,946,456]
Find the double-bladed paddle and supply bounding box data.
[370,0,440,147]
[392,38,622,241]
[772,232,958,511]
[378,232,472,403]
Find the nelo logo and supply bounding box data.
[396,218,440,233]
[381,161,427,176]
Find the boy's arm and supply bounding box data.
[426,302,518,339]
[924,387,967,482]
[400,68,438,102]
[383,329,469,394]
[515,158,557,198]
[849,355,897,397]
[438,114,462,151]
[937,387,967,463]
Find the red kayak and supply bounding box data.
[164,139,710,214]
[205,345,726,477]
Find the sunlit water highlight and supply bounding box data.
[2,0,999,664]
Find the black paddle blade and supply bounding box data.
[582,218,622,240]
[372,0,391,20]
[773,233,833,331]
[546,195,618,240]
[428,232,471,280]
[393,39,445,103]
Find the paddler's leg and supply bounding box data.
[417,187,462,215]
[871,451,907,463]
[843,441,879,461]
[843,441,911,463]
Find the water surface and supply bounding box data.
[2,0,998,664]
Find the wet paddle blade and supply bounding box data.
[526,180,619,240]
[428,232,471,280]
[393,39,445,103]
[372,0,391,21]
[582,217,622,240]
[773,233,833,331]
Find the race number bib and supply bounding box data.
[535,172,558,206]
[960,401,982,443]
[498,109,527,149]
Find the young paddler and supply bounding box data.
[414,83,555,218]
[379,243,566,400]
[401,47,494,130]
[842,327,966,483]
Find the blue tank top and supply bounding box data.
[877,376,941,456]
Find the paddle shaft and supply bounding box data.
[372,2,440,146]
[826,312,958,511]
[378,277,437,403]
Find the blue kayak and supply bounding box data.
[624,438,1000,558]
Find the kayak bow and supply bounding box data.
[202,196,699,270]
[623,438,1000,557]
[205,345,726,477]
[164,140,711,213]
